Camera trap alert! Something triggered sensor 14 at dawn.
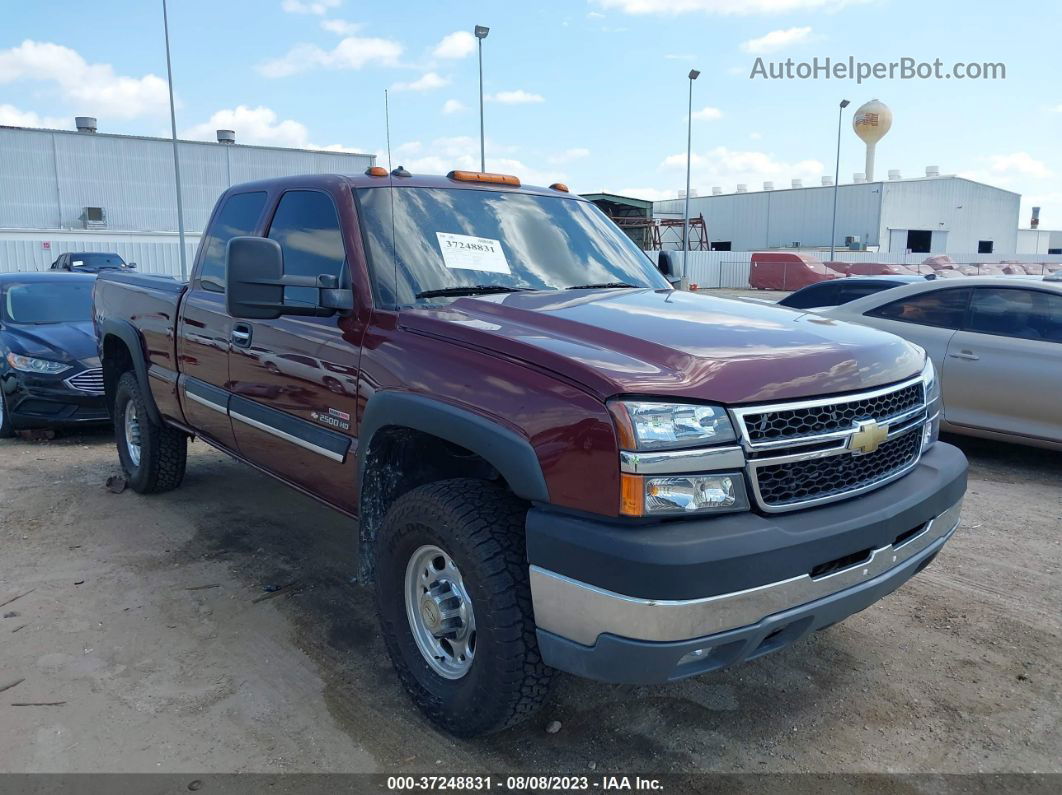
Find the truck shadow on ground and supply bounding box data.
[139,446,882,772]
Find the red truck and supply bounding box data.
[94,169,967,736]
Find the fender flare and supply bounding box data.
[98,318,162,425]
[357,391,550,507]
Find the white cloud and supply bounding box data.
[592,0,863,15]
[433,31,476,59]
[0,104,69,129]
[1049,104,1062,113]
[661,145,825,192]
[488,90,545,104]
[988,152,1052,179]
[690,105,723,120]
[259,35,402,77]
[281,0,341,15]
[0,40,169,119]
[616,187,678,202]
[740,26,814,53]
[182,105,363,153]
[391,72,449,92]
[749,131,763,140]
[386,136,562,186]
[664,53,696,61]
[320,19,360,35]
[549,147,591,164]
[442,99,467,114]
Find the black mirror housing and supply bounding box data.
[657,250,673,277]
[225,236,355,320]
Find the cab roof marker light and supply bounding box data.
[550,183,569,192]
[447,170,521,187]
[365,166,388,177]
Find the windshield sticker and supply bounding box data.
[436,232,511,274]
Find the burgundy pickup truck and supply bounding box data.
[94,169,967,736]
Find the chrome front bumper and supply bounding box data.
[530,499,962,647]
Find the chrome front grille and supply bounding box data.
[732,376,928,513]
[66,368,105,394]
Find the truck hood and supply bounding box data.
[400,288,924,404]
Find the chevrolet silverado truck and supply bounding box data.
[94,169,968,736]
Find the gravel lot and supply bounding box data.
[1,424,1059,775]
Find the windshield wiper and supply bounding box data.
[565,282,639,290]
[415,285,534,299]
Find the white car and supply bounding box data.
[813,276,1062,450]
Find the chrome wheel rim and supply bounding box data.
[124,399,142,467]
[404,544,477,680]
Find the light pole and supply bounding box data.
[161,0,187,281]
[829,99,851,264]
[682,69,700,290]
[475,25,489,172]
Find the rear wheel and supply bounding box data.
[114,371,187,493]
[374,479,552,736]
[0,389,14,438]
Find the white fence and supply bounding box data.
[651,250,1062,290]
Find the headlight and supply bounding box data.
[610,400,737,450]
[620,472,749,516]
[5,352,71,375]
[921,358,940,451]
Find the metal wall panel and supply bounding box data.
[0,127,374,235]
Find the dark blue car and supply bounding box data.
[0,272,110,436]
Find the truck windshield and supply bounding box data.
[3,282,95,324]
[355,186,668,307]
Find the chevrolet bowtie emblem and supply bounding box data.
[849,420,889,455]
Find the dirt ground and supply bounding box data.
[0,423,1059,775]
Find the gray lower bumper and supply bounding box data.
[533,501,961,684]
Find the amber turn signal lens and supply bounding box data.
[606,401,638,450]
[365,166,388,177]
[447,170,521,186]
[549,182,569,192]
[619,473,645,517]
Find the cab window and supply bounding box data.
[267,190,346,307]
[868,287,971,329]
[198,192,267,292]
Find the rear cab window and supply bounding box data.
[197,192,268,292]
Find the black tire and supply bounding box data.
[0,389,14,438]
[374,479,552,736]
[114,371,187,494]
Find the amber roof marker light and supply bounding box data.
[447,170,521,187]
[550,183,569,192]
[365,166,388,177]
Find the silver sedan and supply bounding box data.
[813,276,1062,450]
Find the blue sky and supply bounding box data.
[2,0,1060,226]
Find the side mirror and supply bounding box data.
[126,261,137,270]
[225,236,354,320]
[657,250,673,277]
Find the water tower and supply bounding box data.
[852,99,892,182]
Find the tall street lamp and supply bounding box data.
[475,25,489,172]
[162,0,187,281]
[829,99,851,264]
[682,69,700,290]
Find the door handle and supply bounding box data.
[231,324,252,347]
[948,350,979,361]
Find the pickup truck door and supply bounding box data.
[227,189,361,507]
[176,191,268,450]
[942,286,1062,443]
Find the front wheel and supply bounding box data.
[114,371,187,493]
[374,479,552,736]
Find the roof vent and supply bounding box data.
[853,172,866,184]
[888,169,902,180]
[75,116,97,133]
[821,176,834,186]
[791,179,803,189]
[763,181,774,191]
[216,129,235,144]
[926,165,940,177]
[736,184,747,193]
[711,186,722,195]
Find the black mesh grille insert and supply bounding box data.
[754,428,921,508]
[743,382,924,444]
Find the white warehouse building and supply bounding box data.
[653,173,1024,256]
[0,120,375,274]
